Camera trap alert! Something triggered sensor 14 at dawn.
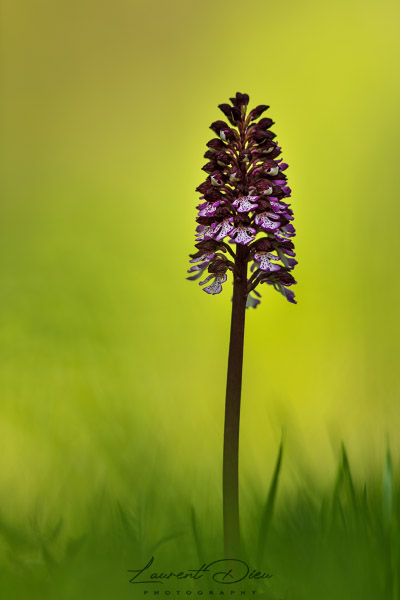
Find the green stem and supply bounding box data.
[223,244,248,557]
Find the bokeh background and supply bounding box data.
[1,0,400,595]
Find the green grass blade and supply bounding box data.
[191,506,206,564]
[116,501,139,540]
[332,444,357,528]
[382,445,393,530]
[257,434,284,562]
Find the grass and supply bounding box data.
[0,444,398,599]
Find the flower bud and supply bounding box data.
[247,104,269,121]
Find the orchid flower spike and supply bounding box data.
[187,92,297,307]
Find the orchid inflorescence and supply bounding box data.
[187,92,297,307]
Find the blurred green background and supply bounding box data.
[1,0,400,596]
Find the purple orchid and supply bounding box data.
[200,273,228,295]
[187,93,298,557]
[188,92,297,307]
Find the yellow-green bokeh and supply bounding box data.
[1,0,400,528]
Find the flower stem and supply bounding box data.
[223,244,248,557]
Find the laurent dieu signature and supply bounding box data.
[128,557,272,585]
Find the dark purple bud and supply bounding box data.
[227,167,240,183]
[254,142,280,158]
[196,181,212,194]
[202,161,218,174]
[261,160,280,176]
[210,172,225,186]
[208,256,230,274]
[218,104,233,120]
[210,121,237,142]
[239,150,252,163]
[277,270,296,285]
[255,198,269,210]
[196,215,215,226]
[214,205,231,218]
[207,138,227,150]
[221,129,237,143]
[230,92,249,109]
[248,105,269,121]
[266,146,281,159]
[254,180,274,195]
[210,120,230,134]
[203,189,223,202]
[257,117,275,129]
[257,135,277,149]
[252,238,275,252]
[268,184,286,199]
[253,130,275,144]
[216,151,231,166]
[204,149,216,159]
[218,104,241,126]
[189,249,208,260]
[196,216,214,226]
[231,106,242,122]
[195,239,220,252]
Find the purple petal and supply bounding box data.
[195,225,215,241]
[199,274,213,286]
[198,202,217,217]
[232,196,259,213]
[215,218,235,241]
[202,273,227,295]
[187,268,207,281]
[189,251,215,264]
[230,226,256,245]
[283,287,296,304]
[254,251,281,272]
[255,212,280,231]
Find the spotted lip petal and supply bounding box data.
[214,218,235,241]
[270,200,288,213]
[200,273,228,295]
[230,226,256,245]
[195,225,216,241]
[255,212,281,231]
[188,251,216,272]
[254,251,281,272]
[188,262,208,272]
[189,251,215,264]
[232,196,259,213]
[198,201,218,217]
